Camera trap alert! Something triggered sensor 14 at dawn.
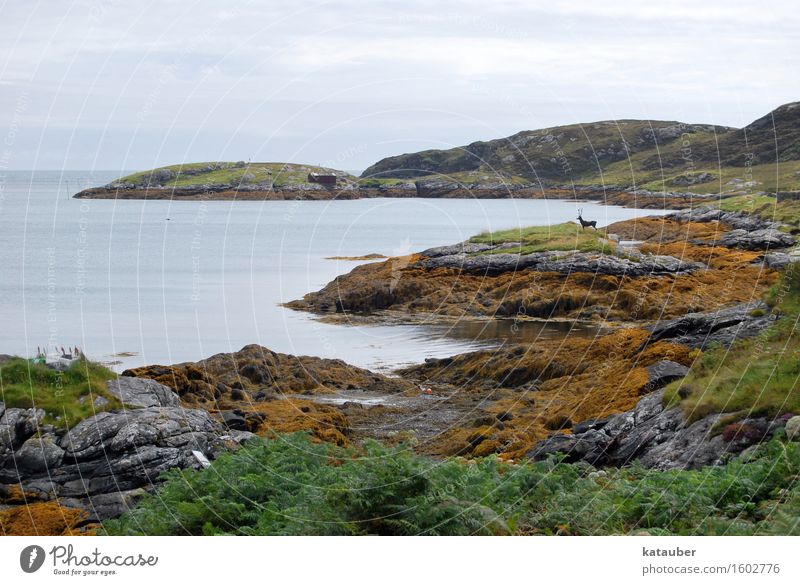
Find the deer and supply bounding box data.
[577,208,597,230]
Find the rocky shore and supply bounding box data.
[3,206,799,535]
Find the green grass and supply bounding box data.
[470,221,615,254]
[112,162,357,189]
[664,269,800,422]
[0,358,120,428]
[101,431,800,536]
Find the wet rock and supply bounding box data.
[106,377,180,408]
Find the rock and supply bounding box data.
[644,361,690,392]
[93,395,110,409]
[670,172,715,187]
[0,404,243,522]
[716,228,795,250]
[106,377,180,408]
[527,389,786,470]
[15,436,65,472]
[785,416,800,441]
[667,208,795,250]
[762,251,800,269]
[647,301,772,349]
[417,249,703,277]
[0,407,45,453]
[220,410,248,431]
[527,429,611,464]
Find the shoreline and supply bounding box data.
[73,184,703,209]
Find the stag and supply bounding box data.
[577,208,597,230]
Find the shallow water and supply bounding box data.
[0,171,669,372]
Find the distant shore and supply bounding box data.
[73,184,701,209]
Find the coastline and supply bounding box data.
[73,183,702,209]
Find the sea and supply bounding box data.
[0,170,669,372]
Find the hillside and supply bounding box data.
[361,102,800,194]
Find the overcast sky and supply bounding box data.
[0,0,797,172]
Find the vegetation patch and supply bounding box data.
[0,358,119,428]
[470,221,615,254]
[102,431,800,536]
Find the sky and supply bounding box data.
[0,0,797,173]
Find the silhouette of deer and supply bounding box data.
[577,208,597,230]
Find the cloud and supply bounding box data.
[0,0,796,170]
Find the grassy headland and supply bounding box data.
[470,221,615,254]
[0,357,119,428]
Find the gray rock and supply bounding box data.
[528,389,786,470]
[646,301,772,349]
[786,416,800,441]
[0,407,45,453]
[420,241,494,257]
[59,407,220,460]
[15,436,65,472]
[716,228,795,250]
[668,207,795,250]
[0,404,246,521]
[417,249,703,277]
[106,377,180,408]
[644,360,690,392]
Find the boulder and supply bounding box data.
[106,377,180,408]
[786,416,800,441]
[644,360,690,392]
[15,436,65,472]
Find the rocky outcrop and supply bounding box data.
[667,207,796,250]
[527,389,789,470]
[646,301,773,349]
[717,228,796,250]
[416,247,704,277]
[123,344,413,408]
[106,376,181,408]
[0,378,253,523]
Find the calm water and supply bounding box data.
[0,171,668,371]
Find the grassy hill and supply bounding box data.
[361,102,800,194]
[108,162,357,189]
